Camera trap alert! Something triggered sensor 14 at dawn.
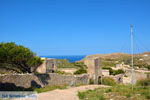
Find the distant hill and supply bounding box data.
[85,53,130,59]
[81,52,150,70]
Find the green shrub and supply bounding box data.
[105,88,112,93]
[78,92,86,99]
[126,93,131,98]
[0,42,42,73]
[98,95,106,100]
[146,65,150,70]
[89,79,94,84]
[55,70,69,75]
[102,77,116,86]
[136,78,150,86]
[102,67,125,75]
[112,69,125,75]
[74,68,87,75]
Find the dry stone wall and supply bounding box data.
[0,73,89,90]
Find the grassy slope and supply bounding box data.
[78,85,150,100]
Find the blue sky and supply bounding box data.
[0,0,150,55]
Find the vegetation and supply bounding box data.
[74,68,87,75]
[86,53,150,70]
[146,65,150,70]
[79,77,150,100]
[136,78,150,87]
[55,70,71,75]
[100,77,116,86]
[101,61,116,68]
[73,62,87,75]
[78,90,106,100]
[72,62,87,69]
[0,42,43,73]
[56,60,87,75]
[33,85,67,93]
[89,79,94,84]
[119,56,150,70]
[102,67,125,75]
[57,59,77,68]
[57,60,87,68]
[78,84,150,100]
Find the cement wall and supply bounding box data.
[0,73,89,90]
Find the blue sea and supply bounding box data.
[41,55,86,62]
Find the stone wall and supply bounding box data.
[0,73,89,90]
[84,58,102,78]
[36,58,57,73]
[125,70,148,81]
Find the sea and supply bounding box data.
[40,55,86,62]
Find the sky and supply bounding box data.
[0,0,150,56]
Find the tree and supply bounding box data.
[0,42,42,73]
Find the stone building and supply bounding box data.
[36,58,57,73]
[84,57,102,84]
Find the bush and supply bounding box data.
[55,70,71,75]
[0,42,42,73]
[146,65,150,70]
[112,69,125,75]
[78,91,86,99]
[136,78,150,86]
[102,67,125,75]
[89,79,94,84]
[102,77,116,86]
[74,68,87,75]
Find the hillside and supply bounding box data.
[82,52,150,70]
[85,53,130,59]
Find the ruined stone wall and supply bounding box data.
[84,58,95,77]
[0,74,89,90]
[84,58,102,78]
[125,70,148,80]
[36,58,57,74]
[36,62,47,73]
[122,69,149,84]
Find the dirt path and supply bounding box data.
[37,85,108,100]
[11,85,108,100]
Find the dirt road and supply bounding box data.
[11,85,108,100]
[37,85,108,100]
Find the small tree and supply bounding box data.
[0,42,42,73]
